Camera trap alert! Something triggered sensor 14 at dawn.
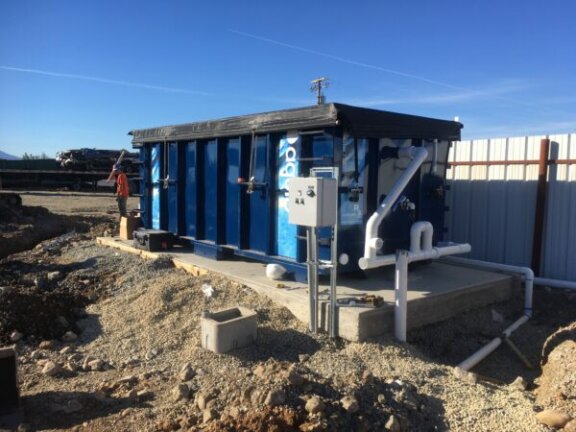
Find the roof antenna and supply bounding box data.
[310,77,329,105]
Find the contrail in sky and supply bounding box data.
[0,65,212,95]
[228,29,548,112]
[229,29,471,92]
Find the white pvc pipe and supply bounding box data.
[410,221,433,253]
[394,242,472,342]
[361,243,472,270]
[534,277,576,290]
[362,146,428,261]
[442,257,533,317]
[455,315,529,372]
[358,253,396,270]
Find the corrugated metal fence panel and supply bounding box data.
[446,136,541,268]
[447,133,576,280]
[542,134,576,280]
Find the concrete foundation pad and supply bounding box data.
[96,237,518,341]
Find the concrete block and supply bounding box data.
[200,307,257,354]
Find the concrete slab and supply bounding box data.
[96,237,519,341]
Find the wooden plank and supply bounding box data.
[172,258,209,277]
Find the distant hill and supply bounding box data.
[0,150,19,160]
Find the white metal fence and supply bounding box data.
[445,134,576,281]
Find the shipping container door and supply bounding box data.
[203,139,218,242]
[167,142,179,235]
[225,138,241,247]
[150,143,162,230]
[139,147,150,228]
[247,135,270,253]
[301,133,335,261]
[185,141,199,238]
[276,136,299,258]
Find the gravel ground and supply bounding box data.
[1,192,574,431]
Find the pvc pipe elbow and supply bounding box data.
[410,221,434,253]
[358,257,369,270]
[369,237,384,250]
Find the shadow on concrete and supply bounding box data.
[21,390,152,430]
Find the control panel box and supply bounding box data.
[288,177,337,227]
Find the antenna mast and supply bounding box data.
[310,77,329,105]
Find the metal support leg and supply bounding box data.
[329,226,338,338]
[395,250,409,342]
[307,227,319,333]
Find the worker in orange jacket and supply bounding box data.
[113,164,129,217]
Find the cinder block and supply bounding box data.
[200,307,257,354]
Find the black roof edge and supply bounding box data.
[129,103,462,146]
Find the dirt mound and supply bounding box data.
[535,322,576,419]
[0,234,135,344]
[204,406,303,431]
[4,191,575,431]
[0,286,87,344]
[0,201,113,260]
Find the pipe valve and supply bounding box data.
[237,176,266,194]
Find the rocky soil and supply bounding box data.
[0,191,574,431]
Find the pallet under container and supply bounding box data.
[130,103,461,281]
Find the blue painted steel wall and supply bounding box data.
[225,138,241,247]
[139,147,150,227]
[151,144,161,230]
[167,142,180,234]
[337,138,368,269]
[248,135,270,253]
[185,141,199,238]
[276,136,299,258]
[203,139,218,242]
[310,134,335,261]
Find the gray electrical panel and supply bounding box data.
[288,177,337,227]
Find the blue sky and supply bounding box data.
[1,0,575,158]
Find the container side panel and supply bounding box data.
[139,147,150,228]
[338,137,368,269]
[225,138,241,247]
[167,142,179,234]
[248,135,269,253]
[307,133,336,260]
[376,139,416,253]
[185,142,198,238]
[276,136,299,258]
[151,144,161,230]
[203,140,218,242]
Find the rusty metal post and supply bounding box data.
[531,138,550,275]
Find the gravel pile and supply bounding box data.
[3,233,574,431]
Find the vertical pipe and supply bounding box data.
[329,174,339,338]
[329,233,338,337]
[394,250,410,342]
[531,138,550,275]
[307,227,319,333]
[311,227,319,333]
